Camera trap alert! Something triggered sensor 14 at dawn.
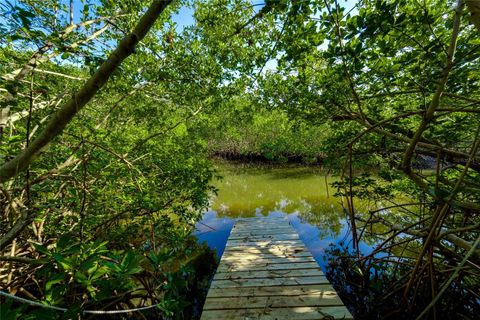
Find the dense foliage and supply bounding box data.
[0,0,220,318]
[206,104,330,163]
[1,0,479,319]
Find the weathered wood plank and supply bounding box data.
[220,255,315,264]
[205,284,341,298]
[228,234,300,241]
[222,254,315,263]
[210,275,330,288]
[213,268,324,280]
[226,239,305,247]
[203,294,345,310]
[221,250,312,259]
[200,306,353,320]
[224,245,308,254]
[217,261,320,272]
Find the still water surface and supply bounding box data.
[193,162,378,271]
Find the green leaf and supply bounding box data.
[52,253,72,271]
[74,271,89,285]
[120,251,143,275]
[90,266,109,280]
[56,236,74,251]
[45,273,66,291]
[31,243,50,255]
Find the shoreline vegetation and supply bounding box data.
[208,153,438,170]
[209,152,322,164]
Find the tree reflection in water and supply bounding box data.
[194,162,479,319]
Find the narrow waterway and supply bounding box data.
[193,161,380,271]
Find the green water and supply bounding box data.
[211,162,342,218]
[195,161,379,269]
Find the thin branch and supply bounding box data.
[0,255,48,264]
[400,0,465,173]
[31,69,86,81]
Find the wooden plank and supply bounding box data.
[213,268,324,280]
[228,234,300,241]
[210,275,330,288]
[230,229,294,235]
[200,306,353,320]
[217,261,320,272]
[203,294,345,310]
[220,255,315,264]
[228,233,297,239]
[222,247,312,259]
[221,254,315,264]
[226,239,305,247]
[224,245,308,255]
[206,284,341,298]
[229,229,296,236]
[221,250,312,259]
[226,241,304,248]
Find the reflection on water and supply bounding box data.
[193,161,378,271]
[209,163,339,217]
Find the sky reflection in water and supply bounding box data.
[193,162,377,271]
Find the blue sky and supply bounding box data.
[171,5,195,31]
[171,0,358,32]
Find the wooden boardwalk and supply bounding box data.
[201,217,353,320]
